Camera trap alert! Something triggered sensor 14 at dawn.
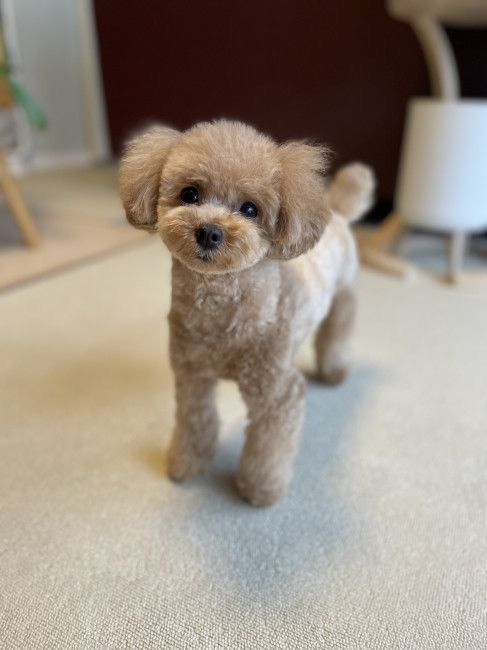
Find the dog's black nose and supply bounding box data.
[195,224,223,250]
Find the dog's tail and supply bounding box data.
[326,163,376,223]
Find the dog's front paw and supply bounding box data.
[166,443,209,482]
[236,471,287,507]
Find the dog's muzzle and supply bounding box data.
[195,224,223,250]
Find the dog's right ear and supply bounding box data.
[119,125,180,231]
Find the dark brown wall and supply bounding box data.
[94,0,485,199]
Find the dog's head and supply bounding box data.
[120,120,331,274]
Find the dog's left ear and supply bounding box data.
[270,141,331,259]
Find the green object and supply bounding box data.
[0,63,47,130]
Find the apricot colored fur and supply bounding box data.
[120,120,374,506]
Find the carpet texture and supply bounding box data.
[1,238,486,649]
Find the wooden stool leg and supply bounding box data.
[360,246,416,279]
[360,212,416,279]
[368,212,407,250]
[447,231,467,284]
[0,151,40,247]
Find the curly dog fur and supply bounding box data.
[120,120,374,506]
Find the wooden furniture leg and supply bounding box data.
[0,150,40,247]
[360,212,416,279]
[367,212,407,250]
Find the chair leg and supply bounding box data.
[360,246,416,279]
[0,150,40,247]
[360,212,415,279]
[368,212,407,250]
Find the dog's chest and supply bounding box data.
[183,282,269,341]
[170,264,280,350]
[189,281,244,338]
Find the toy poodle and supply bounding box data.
[120,119,374,506]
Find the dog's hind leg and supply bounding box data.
[167,372,219,482]
[315,286,356,385]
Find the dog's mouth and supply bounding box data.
[196,251,213,262]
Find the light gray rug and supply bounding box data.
[1,238,486,649]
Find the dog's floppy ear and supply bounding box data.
[271,141,331,259]
[119,125,180,231]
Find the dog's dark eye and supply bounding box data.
[180,186,199,204]
[239,201,258,219]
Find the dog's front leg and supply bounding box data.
[237,366,305,506]
[167,371,219,482]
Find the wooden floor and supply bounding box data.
[0,165,147,290]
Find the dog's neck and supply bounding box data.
[170,257,282,331]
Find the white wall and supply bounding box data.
[3,0,108,171]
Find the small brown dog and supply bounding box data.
[120,120,374,505]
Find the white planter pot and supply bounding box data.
[395,98,487,233]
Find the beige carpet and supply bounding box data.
[0,166,147,290]
[1,238,486,649]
